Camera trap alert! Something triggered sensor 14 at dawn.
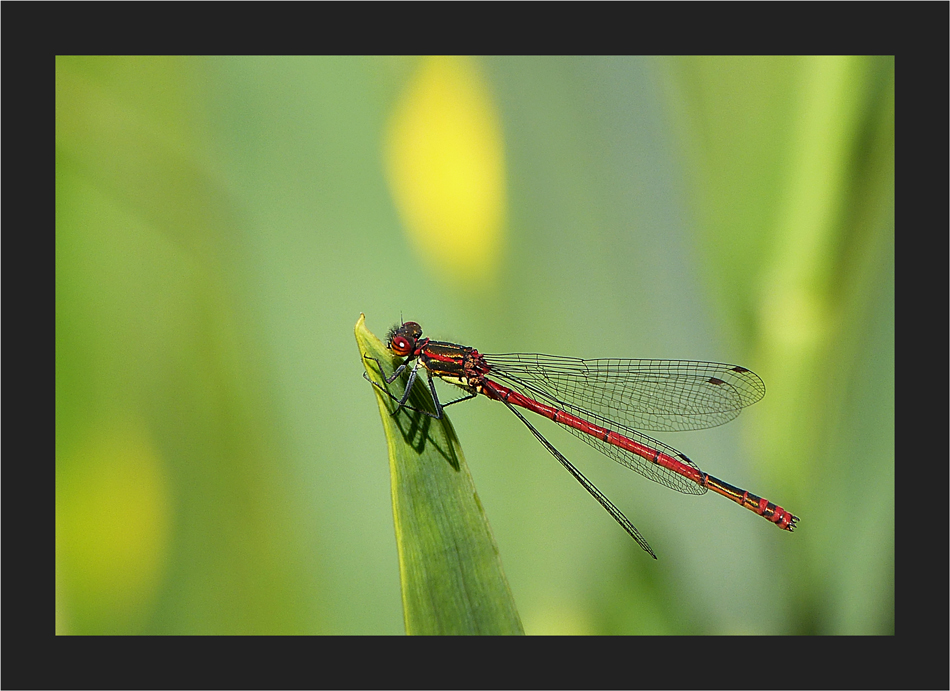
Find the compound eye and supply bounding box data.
[391,335,413,356]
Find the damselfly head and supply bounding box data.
[388,321,423,357]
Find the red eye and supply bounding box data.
[387,321,423,356]
[391,336,412,356]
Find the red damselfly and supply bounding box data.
[365,320,799,558]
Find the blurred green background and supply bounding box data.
[56,56,893,635]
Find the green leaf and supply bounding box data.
[355,314,523,635]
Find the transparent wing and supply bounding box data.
[484,354,765,433]
[484,354,765,496]
[500,398,657,556]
